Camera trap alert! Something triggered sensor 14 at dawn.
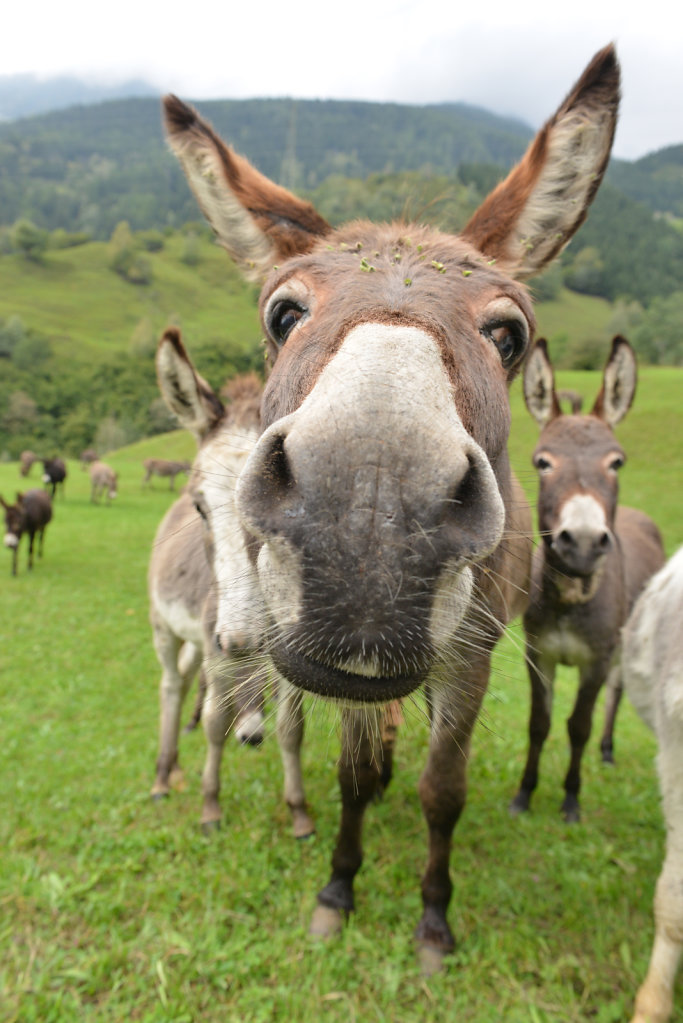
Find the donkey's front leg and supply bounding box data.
[562,661,608,822]
[277,679,315,839]
[416,669,488,974]
[510,649,556,815]
[310,706,382,938]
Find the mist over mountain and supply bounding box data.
[0,73,159,120]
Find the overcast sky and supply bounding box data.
[6,0,682,160]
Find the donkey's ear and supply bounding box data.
[163,96,332,281]
[0,494,7,510]
[523,339,561,427]
[462,44,619,280]
[156,327,225,440]
[591,336,637,427]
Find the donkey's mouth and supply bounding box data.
[268,641,427,703]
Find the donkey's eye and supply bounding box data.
[534,453,554,473]
[269,301,306,346]
[483,320,528,369]
[608,454,625,471]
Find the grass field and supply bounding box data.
[0,364,681,1022]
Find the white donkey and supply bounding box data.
[150,356,316,838]
[622,546,683,1023]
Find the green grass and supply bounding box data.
[0,367,682,1022]
[0,237,261,362]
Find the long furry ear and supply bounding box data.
[156,327,225,440]
[591,335,637,427]
[163,96,332,281]
[462,44,620,279]
[523,339,561,427]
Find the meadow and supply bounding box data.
[0,364,681,1022]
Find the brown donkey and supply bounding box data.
[1,489,53,576]
[510,337,664,822]
[162,46,620,967]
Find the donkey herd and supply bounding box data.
[3,42,682,1021]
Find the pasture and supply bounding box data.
[1,365,681,1022]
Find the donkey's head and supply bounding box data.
[524,335,637,579]
[163,46,619,702]
[1,493,26,549]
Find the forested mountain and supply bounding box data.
[0,96,532,237]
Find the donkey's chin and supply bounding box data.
[268,642,429,703]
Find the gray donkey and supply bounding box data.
[510,336,665,822]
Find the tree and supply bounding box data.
[11,219,48,262]
[2,391,37,433]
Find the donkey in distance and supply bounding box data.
[1,489,53,576]
[163,45,620,967]
[509,337,664,822]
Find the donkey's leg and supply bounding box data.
[562,662,607,822]
[510,650,556,814]
[199,661,232,830]
[311,706,382,938]
[415,669,488,974]
[599,662,622,765]
[376,698,403,800]
[37,526,46,561]
[183,665,206,733]
[27,530,36,570]
[276,679,314,839]
[150,628,196,797]
[631,734,683,1023]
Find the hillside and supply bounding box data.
[0,96,531,237]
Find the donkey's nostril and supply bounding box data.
[558,529,573,546]
[598,531,611,550]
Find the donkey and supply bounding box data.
[19,450,39,477]
[621,547,683,1023]
[89,461,118,504]
[42,456,67,499]
[149,368,316,839]
[142,458,191,490]
[162,45,620,965]
[1,489,53,576]
[509,337,664,822]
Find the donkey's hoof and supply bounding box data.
[309,904,344,939]
[508,792,530,816]
[417,942,449,977]
[150,789,170,801]
[561,800,581,824]
[201,819,221,836]
[294,818,316,841]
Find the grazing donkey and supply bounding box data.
[509,337,664,822]
[19,450,39,477]
[89,461,119,504]
[162,45,620,965]
[42,456,67,499]
[142,457,191,490]
[149,369,316,838]
[1,489,53,576]
[621,547,683,1023]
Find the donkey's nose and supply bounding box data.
[553,526,612,574]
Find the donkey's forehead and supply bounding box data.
[538,415,623,456]
[260,221,535,323]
